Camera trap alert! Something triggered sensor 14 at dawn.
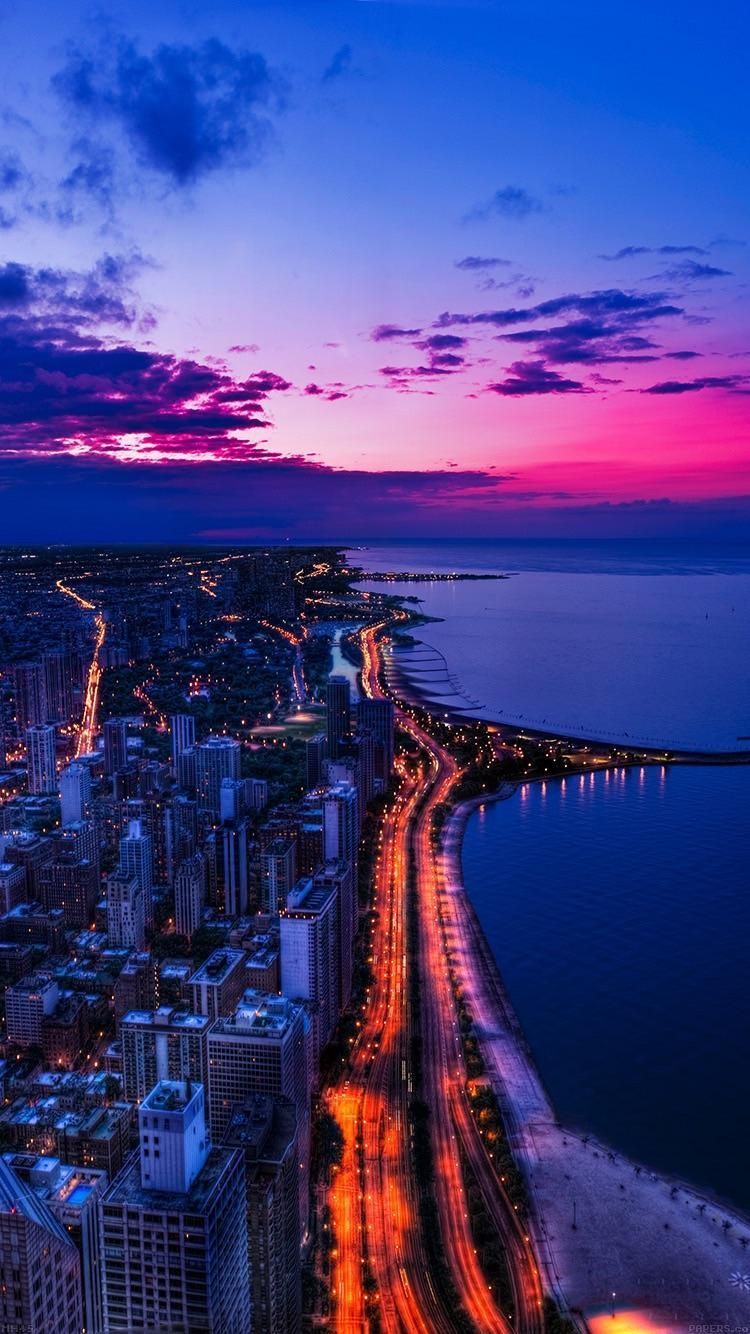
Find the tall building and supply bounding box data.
[261,837,297,913]
[100,1080,250,1334]
[280,876,339,1061]
[106,870,145,950]
[325,676,351,760]
[323,782,359,898]
[43,650,75,725]
[170,713,196,769]
[194,735,241,817]
[103,718,129,776]
[218,820,249,916]
[357,696,395,782]
[121,1006,212,1103]
[39,854,98,929]
[2,1153,105,1334]
[0,1154,83,1334]
[174,852,205,939]
[164,794,198,884]
[314,860,356,1007]
[5,973,59,1046]
[26,724,56,794]
[184,948,247,1023]
[118,819,153,929]
[59,761,91,826]
[219,776,244,824]
[207,992,312,1229]
[13,662,47,732]
[223,1096,301,1334]
[305,731,327,788]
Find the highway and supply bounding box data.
[56,580,107,758]
[326,616,544,1332]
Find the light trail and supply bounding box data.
[55,579,95,611]
[325,610,545,1332]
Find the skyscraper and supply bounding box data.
[207,993,312,1229]
[185,948,248,1022]
[314,859,356,1008]
[3,1153,105,1334]
[174,851,206,938]
[103,718,128,776]
[0,1154,83,1334]
[261,836,297,913]
[325,676,351,761]
[357,696,395,783]
[118,819,153,929]
[25,724,56,794]
[218,820,249,916]
[100,1080,250,1334]
[43,649,75,725]
[170,712,196,769]
[194,735,241,817]
[13,662,47,732]
[223,1095,301,1334]
[106,870,145,950]
[121,1006,212,1103]
[305,731,327,788]
[59,760,91,826]
[280,876,339,1061]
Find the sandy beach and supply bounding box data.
[440,796,750,1333]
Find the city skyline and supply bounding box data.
[1,0,749,541]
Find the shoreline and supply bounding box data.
[441,787,750,1330]
[372,603,750,762]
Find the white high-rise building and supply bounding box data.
[26,724,56,794]
[138,1079,210,1193]
[59,761,91,826]
[101,1080,249,1334]
[194,736,241,817]
[119,819,153,929]
[281,877,339,1061]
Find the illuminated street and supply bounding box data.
[326,617,544,1332]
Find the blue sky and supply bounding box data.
[1,0,748,540]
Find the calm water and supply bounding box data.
[351,540,750,1210]
[462,766,750,1210]
[353,539,750,751]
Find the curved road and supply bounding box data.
[326,616,544,1333]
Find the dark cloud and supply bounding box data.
[464,185,542,223]
[322,45,354,82]
[0,317,297,461]
[599,244,708,260]
[488,359,588,396]
[0,152,27,193]
[60,139,117,212]
[304,381,348,400]
[0,253,151,327]
[641,375,748,395]
[371,323,422,341]
[416,333,467,351]
[435,288,685,368]
[228,343,260,354]
[659,259,732,281]
[54,36,282,186]
[455,256,511,271]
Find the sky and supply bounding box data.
[1,0,748,542]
